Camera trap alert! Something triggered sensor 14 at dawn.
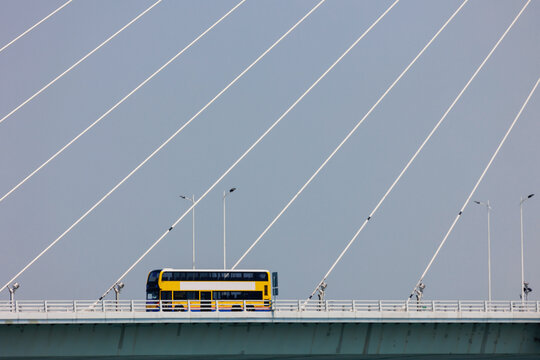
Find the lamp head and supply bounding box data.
[12,283,19,291]
[528,194,535,199]
[229,188,237,193]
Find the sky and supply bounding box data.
[0,0,539,302]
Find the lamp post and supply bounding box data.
[180,194,196,269]
[223,187,236,269]
[474,200,492,302]
[113,282,124,301]
[7,282,19,303]
[520,193,534,302]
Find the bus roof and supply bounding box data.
[159,268,269,272]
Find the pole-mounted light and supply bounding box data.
[180,194,196,269]
[223,187,237,269]
[474,200,492,302]
[7,282,19,303]
[113,282,124,301]
[520,193,534,302]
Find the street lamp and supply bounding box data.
[113,282,124,301]
[180,194,196,269]
[474,200,492,302]
[520,193,534,302]
[523,282,533,301]
[223,187,236,269]
[7,283,19,303]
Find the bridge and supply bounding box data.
[1,0,540,359]
[1,299,540,358]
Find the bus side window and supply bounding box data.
[161,291,172,300]
[162,272,173,281]
[243,272,254,280]
[174,291,186,300]
[231,272,242,280]
[175,291,199,300]
[255,272,268,281]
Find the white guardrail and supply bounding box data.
[0,300,539,313]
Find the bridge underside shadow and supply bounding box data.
[1,321,540,359]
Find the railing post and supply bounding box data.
[131,300,134,312]
[431,300,434,312]
[15,301,18,313]
[44,300,48,313]
[457,300,461,312]
[378,300,382,312]
[244,300,246,312]
[298,300,301,312]
[216,300,219,312]
[187,300,190,312]
[484,300,487,312]
[73,300,77,312]
[405,300,409,312]
[159,300,162,312]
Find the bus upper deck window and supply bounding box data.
[255,272,268,281]
[162,272,173,281]
[231,273,242,280]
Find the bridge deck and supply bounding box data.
[1,300,539,358]
[2,299,540,324]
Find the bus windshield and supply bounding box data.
[147,270,161,283]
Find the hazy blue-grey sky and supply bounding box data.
[0,0,539,301]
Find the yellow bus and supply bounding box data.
[146,269,273,311]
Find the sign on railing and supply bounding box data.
[0,300,539,313]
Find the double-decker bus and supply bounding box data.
[146,269,273,311]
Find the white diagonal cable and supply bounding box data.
[0,0,162,125]
[232,0,468,271]
[311,0,531,300]
[0,0,73,54]
[0,0,250,295]
[99,0,400,301]
[0,0,245,205]
[408,77,539,299]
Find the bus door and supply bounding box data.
[201,291,212,311]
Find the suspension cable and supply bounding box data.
[0,0,73,54]
[99,0,400,301]
[311,0,532,301]
[0,0,249,295]
[0,0,162,126]
[408,77,539,299]
[232,0,468,272]
[0,0,245,205]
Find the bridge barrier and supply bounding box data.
[1,299,539,313]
